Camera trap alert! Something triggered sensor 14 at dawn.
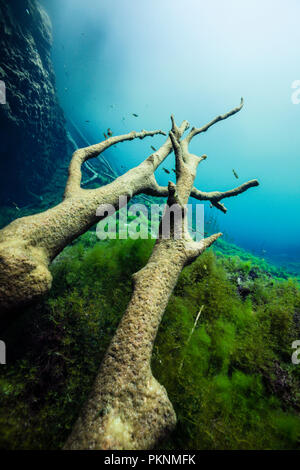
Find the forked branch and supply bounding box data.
[184,97,244,144]
[191,179,259,213]
[65,103,257,450]
[64,129,166,198]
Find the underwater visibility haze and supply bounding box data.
[42,0,300,268]
[0,0,300,452]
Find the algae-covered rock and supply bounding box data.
[0,0,71,206]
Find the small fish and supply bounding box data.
[232,169,239,179]
[12,202,20,211]
[85,120,90,123]
[26,9,30,15]
[151,146,156,152]
[132,113,138,117]
[162,167,170,174]
[172,169,176,174]
[210,203,213,208]
[103,133,108,140]
[107,128,113,137]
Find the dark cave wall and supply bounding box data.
[0,0,70,206]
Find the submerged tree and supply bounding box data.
[0,99,257,323]
[63,100,259,450]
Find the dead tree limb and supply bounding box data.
[191,179,259,213]
[183,97,244,144]
[68,117,117,177]
[64,104,259,450]
[0,126,189,319]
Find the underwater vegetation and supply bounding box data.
[0,90,261,448]
[0,232,299,450]
[61,107,259,450]
[1,0,299,452]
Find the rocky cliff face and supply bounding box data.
[0,0,71,206]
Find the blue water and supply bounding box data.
[41,0,300,267]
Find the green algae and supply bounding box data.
[0,233,299,449]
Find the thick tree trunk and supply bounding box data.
[64,118,226,450]
[0,129,173,319]
[65,233,220,449]
[64,103,259,449]
[64,239,189,449]
[0,101,258,324]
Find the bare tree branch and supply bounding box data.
[185,232,223,262]
[191,179,259,213]
[65,105,257,449]
[145,120,189,171]
[169,130,185,172]
[184,98,244,144]
[68,118,117,177]
[0,104,259,453]
[64,129,166,198]
[0,127,177,317]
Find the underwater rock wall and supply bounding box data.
[0,0,71,206]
